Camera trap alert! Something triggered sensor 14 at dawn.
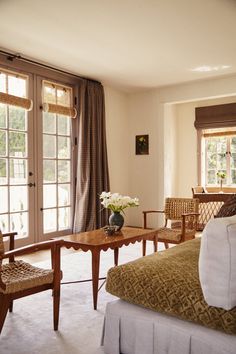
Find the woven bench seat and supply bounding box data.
[157,227,195,242]
[1,260,54,294]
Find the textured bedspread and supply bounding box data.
[106,238,236,334]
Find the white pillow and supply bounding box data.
[199,215,236,310]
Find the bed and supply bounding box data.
[100,219,236,354]
[101,299,236,354]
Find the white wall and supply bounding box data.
[126,74,236,227]
[104,86,129,195]
[164,104,177,197]
[175,101,198,197]
[126,90,161,226]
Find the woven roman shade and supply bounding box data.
[195,103,236,129]
[0,92,33,111]
[42,102,77,118]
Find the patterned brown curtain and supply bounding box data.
[73,80,110,232]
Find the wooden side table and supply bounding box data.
[58,227,158,310]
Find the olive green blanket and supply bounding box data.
[106,238,236,334]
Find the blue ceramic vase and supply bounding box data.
[109,212,124,230]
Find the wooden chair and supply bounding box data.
[142,197,199,256]
[0,230,63,334]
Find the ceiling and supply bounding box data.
[0,0,236,92]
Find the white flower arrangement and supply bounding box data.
[100,192,139,213]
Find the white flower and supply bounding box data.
[100,191,111,199]
[100,192,139,213]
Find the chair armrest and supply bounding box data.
[2,232,17,262]
[143,210,164,214]
[181,213,200,235]
[143,210,165,229]
[2,231,18,262]
[2,232,18,239]
[1,239,64,260]
[181,212,200,217]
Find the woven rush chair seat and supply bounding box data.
[157,227,196,242]
[142,197,199,256]
[1,260,54,295]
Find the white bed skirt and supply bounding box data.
[100,300,236,354]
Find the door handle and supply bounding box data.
[28,182,36,187]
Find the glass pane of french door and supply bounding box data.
[39,80,73,239]
[0,70,34,246]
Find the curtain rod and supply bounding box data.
[0,49,101,85]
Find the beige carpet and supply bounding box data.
[0,241,160,354]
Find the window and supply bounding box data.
[201,128,236,186]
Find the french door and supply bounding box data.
[0,69,35,246]
[37,78,74,241]
[0,67,75,246]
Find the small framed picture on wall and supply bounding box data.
[135,134,149,155]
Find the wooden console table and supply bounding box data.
[192,193,235,230]
[58,227,158,310]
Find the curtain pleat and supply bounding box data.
[73,80,110,232]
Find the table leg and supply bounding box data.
[154,235,158,252]
[91,249,100,310]
[114,247,119,266]
[142,239,146,256]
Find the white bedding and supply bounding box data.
[100,300,236,354]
